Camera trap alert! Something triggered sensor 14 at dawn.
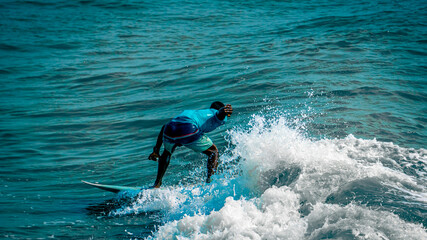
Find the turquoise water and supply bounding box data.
[1,0,426,239]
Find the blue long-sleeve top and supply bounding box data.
[172,109,227,133]
[152,109,227,153]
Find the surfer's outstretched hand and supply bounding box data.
[217,104,233,120]
[148,152,160,161]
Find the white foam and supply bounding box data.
[306,203,427,240]
[149,192,427,240]
[111,183,229,219]
[149,186,306,240]
[144,114,426,239]
[229,116,425,203]
[111,187,188,216]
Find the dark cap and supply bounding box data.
[210,101,225,110]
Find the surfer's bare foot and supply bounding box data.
[151,182,161,188]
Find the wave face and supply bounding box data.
[140,116,426,239]
[1,0,426,239]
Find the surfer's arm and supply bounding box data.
[149,125,165,161]
[154,125,165,153]
[199,104,233,133]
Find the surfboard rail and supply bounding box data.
[81,180,142,193]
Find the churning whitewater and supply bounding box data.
[108,115,426,239]
[2,1,426,238]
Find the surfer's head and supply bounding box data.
[210,101,225,110]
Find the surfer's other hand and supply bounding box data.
[206,176,211,183]
[224,104,233,117]
[148,152,160,161]
[217,104,233,120]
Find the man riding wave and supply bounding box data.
[149,101,233,188]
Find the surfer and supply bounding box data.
[148,101,233,188]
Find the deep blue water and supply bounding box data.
[1,0,426,239]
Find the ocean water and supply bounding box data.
[1,0,426,239]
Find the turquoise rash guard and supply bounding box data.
[163,109,227,144]
[174,109,227,132]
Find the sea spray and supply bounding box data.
[306,203,427,240]
[110,187,188,217]
[146,114,426,239]
[230,116,424,203]
[149,186,306,240]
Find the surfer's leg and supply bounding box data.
[203,144,218,183]
[153,150,171,188]
[153,145,178,188]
